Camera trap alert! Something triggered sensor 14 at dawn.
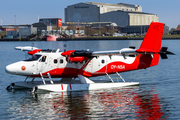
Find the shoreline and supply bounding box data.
[57,36,180,41]
[0,36,180,41]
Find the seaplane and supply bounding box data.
[5,22,174,92]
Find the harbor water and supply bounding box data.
[0,40,179,119]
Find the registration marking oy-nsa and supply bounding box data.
[111,65,125,69]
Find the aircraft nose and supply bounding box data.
[5,64,17,74]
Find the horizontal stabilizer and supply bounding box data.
[136,48,157,53]
[160,47,175,59]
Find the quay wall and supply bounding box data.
[0,37,180,41]
[56,37,180,41]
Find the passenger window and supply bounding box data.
[54,59,57,64]
[102,59,105,64]
[41,56,46,62]
[60,59,63,64]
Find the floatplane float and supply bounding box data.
[5,22,174,93]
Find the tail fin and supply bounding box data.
[140,22,164,52]
[137,22,164,68]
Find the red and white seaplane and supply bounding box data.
[5,22,174,92]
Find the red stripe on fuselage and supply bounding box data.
[43,68,79,78]
[96,57,140,74]
[29,56,155,78]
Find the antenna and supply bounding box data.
[64,42,67,52]
[0,19,3,26]
[37,15,39,22]
[32,42,34,50]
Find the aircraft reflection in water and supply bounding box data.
[18,88,166,119]
[134,90,165,119]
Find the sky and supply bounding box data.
[0,0,179,29]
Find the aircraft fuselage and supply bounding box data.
[5,51,139,78]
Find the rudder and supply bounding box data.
[137,22,164,68]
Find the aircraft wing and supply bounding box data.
[14,46,59,55]
[14,46,39,51]
[62,48,137,57]
[91,48,174,58]
[61,48,138,62]
[91,48,136,56]
[61,47,174,62]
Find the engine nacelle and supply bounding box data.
[28,49,41,55]
[61,50,89,63]
[67,56,89,63]
[61,50,75,57]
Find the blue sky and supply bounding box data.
[0,0,179,29]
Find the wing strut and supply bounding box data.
[78,58,92,75]
[77,58,95,84]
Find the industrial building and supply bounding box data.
[65,2,159,27]
[19,26,37,38]
[32,18,62,34]
[0,24,37,39]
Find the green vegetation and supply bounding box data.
[66,24,77,30]
[0,31,6,38]
[163,34,180,37]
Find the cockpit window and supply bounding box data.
[40,56,46,62]
[24,55,42,61]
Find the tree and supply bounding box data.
[0,31,6,38]
[107,27,116,36]
[170,28,176,32]
[169,28,176,34]
[80,26,85,31]
[101,27,107,34]
[85,28,98,36]
[66,24,76,30]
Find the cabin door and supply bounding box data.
[37,55,48,72]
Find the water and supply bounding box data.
[0,40,179,119]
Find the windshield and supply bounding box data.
[24,55,42,61]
